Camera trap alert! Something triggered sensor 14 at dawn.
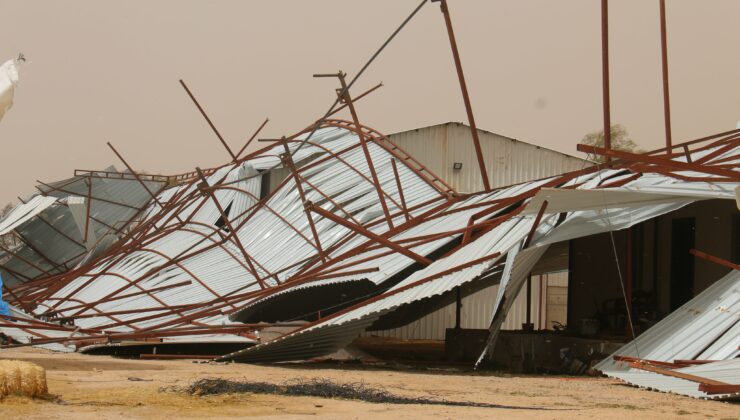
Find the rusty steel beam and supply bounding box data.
[84,176,92,244]
[433,0,490,191]
[195,167,266,288]
[278,137,326,261]
[179,79,237,161]
[644,128,740,157]
[577,144,740,180]
[42,280,193,317]
[698,383,740,395]
[107,142,185,225]
[335,72,394,229]
[523,200,549,248]
[295,173,361,226]
[601,0,612,162]
[629,361,727,386]
[326,82,383,119]
[659,0,672,149]
[690,249,740,271]
[307,201,431,266]
[390,158,410,221]
[236,117,269,160]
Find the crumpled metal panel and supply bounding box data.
[596,270,740,372]
[0,196,57,235]
[604,359,740,400]
[0,169,165,286]
[217,143,740,363]
[36,127,444,335]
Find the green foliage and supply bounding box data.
[581,124,643,162]
[0,203,13,221]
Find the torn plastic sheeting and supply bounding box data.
[0,58,20,122]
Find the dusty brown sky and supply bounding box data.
[0,0,738,204]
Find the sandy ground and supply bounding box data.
[0,347,737,419]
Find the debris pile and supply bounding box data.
[179,377,521,408]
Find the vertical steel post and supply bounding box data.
[601,0,612,163]
[455,286,462,329]
[83,176,92,245]
[436,0,491,191]
[659,0,672,150]
[524,273,532,331]
[626,228,635,338]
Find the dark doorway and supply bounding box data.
[670,217,695,311]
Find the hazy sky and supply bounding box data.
[0,0,738,204]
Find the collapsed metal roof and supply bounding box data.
[0,167,165,288]
[0,117,736,395]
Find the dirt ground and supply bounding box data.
[0,347,737,419]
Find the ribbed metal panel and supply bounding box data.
[603,359,740,400]
[597,269,740,372]
[388,123,590,193]
[364,274,567,340]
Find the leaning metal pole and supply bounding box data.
[336,72,394,229]
[659,0,672,149]
[601,0,612,163]
[434,0,491,191]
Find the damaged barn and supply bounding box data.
[0,0,737,405]
[0,117,737,401]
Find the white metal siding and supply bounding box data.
[388,123,590,193]
[366,123,583,340]
[365,271,569,340]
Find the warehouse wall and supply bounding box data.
[388,122,590,193]
[365,123,584,340]
[364,271,568,340]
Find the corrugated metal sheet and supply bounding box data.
[36,127,446,334]
[388,122,590,193]
[364,271,569,340]
[0,196,57,235]
[604,359,740,400]
[595,269,739,399]
[217,150,739,363]
[0,170,165,286]
[360,122,588,340]
[596,269,740,372]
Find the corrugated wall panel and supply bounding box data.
[363,271,568,340]
[364,124,584,340]
[389,123,590,193]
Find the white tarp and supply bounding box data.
[0,58,21,123]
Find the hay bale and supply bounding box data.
[0,360,47,398]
